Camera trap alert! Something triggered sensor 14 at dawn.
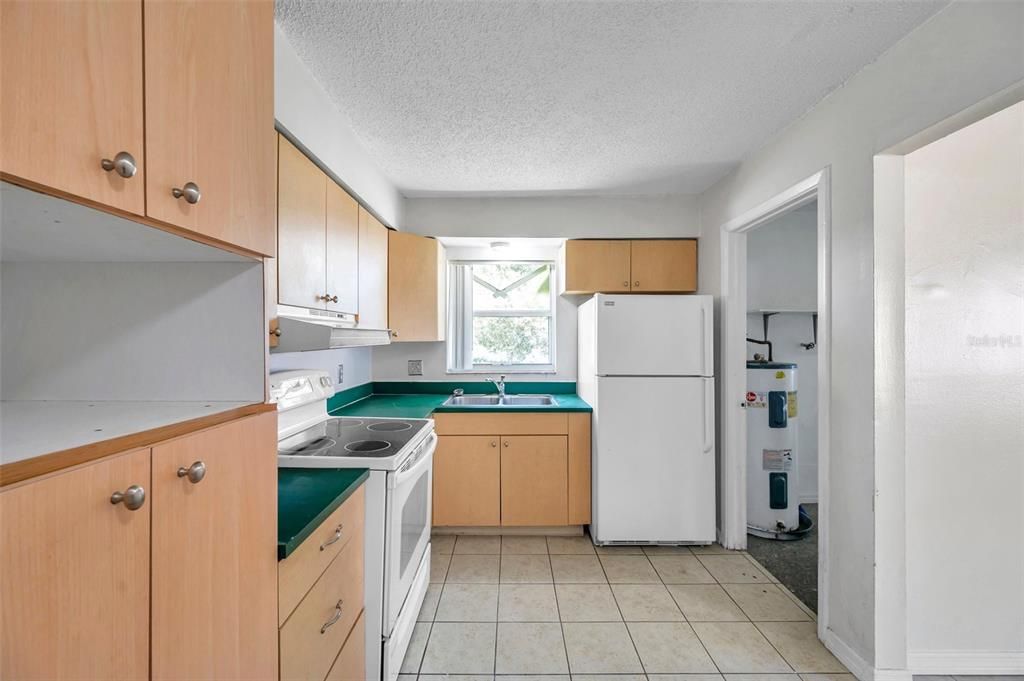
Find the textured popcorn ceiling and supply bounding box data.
[275,0,947,197]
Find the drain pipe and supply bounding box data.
[746,312,777,362]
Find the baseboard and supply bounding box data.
[820,628,914,681]
[908,649,1024,675]
[432,526,584,536]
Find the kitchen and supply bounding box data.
[2,2,1023,681]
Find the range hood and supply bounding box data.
[271,308,391,352]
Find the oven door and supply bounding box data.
[384,430,436,635]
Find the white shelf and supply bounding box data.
[0,400,254,465]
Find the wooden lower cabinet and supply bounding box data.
[433,435,501,526]
[279,480,366,681]
[325,611,366,681]
[432,413,591,527]
[151,412,278,680]
[0,411,277,680]
[501,436,568,526]
[0,448,151,681]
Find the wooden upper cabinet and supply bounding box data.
[358,206,389,329]
[501,436,569,526]
[278,136,328,309]
[0,0,145,214]
[433,436,501,526]
[561,239,697,294]
[630,239,697,292]
[151,413,278,681]
[563,240,632,294]
[0,448,151,681]
[388,231,445,342]
[144,0,276,256]
[326,181,360,315]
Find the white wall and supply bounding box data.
[697,1,1024,667]
[746,205,818,313]
[1,262,265,402]
[904,102,1023,661]
[275,25,403,228]
[403,194,699,238]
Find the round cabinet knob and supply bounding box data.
[623,281,629,287]
[270,327,282,337]
[634,281,640,287]
[490,441,497,447]
[176,460,206,484]
[100,151,137,178]
[503,441,509,448]
[329,295,339,303]
[171,182,201,204]
[110,485,146,511]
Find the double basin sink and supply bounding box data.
[443,394,556,407]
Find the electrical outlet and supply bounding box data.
[337,364,344,384]
[407,359,423,376]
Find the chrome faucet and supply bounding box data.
[486,375,507,398]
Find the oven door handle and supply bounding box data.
[390,431,436,488]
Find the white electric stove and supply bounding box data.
[272,370,436,681]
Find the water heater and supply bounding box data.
[746,362,799,536]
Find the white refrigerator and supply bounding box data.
[578,294,716,544]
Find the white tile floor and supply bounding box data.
[402,532,851,679]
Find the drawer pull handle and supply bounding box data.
[320,524,344,551]
[176,460,206,484]
[320,600,343,634]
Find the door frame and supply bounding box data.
[718,168,832,640]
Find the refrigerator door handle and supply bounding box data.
[702,379,714,453]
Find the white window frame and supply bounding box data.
[447,259,557,374]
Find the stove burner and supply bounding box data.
[336,419,364,428]
[367,421,413,432]
[344,440,392,454]
[281,437,337,456]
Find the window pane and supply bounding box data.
[472,316,551,366]
[471,263,551,312]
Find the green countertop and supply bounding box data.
[329,389,592,419]
[278,468,369,560]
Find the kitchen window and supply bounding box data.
[447,261,556,373]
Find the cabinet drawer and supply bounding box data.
[280,536,364,681]
[325,610,365,681]
[434,412,568,436]
[280,485,365,625]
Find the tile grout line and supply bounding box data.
[596,545,648,675]
[650,543,723,675]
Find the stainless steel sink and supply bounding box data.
[444,395,502,405]
[501,395,556,406]
[442,394,556,407]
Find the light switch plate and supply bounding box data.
[407,359,423,376]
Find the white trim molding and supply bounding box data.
[908,650,1024,676]
[718,168,832,643]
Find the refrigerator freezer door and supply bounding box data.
[594,294,712,376]
[592,376,716,544]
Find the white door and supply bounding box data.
[595,295,712,376]
[592,376,716,543]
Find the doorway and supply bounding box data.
[718,169,832,638]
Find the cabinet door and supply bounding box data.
[0,449,150,681]
[501,436,568,526]
[144,0,276,256]
[325,611,366,681]
[433,436,500,526]
[563,240,632,294]
[0,0,145,214]
[629,239,697,292]
[326,181,360,315]
[278,136,327,309]
[388,231,445,342]
[358,205,389,329]
[151,413,278,681]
